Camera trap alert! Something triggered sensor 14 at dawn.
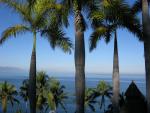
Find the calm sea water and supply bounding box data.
[0,73,146,113]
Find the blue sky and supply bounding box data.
[0,0,145,74]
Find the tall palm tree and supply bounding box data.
[63,1,86,112]
[132,0,150,112]
[112,29,119,113]
[0,81,19,113]
[61,0,96,112]
[142,1,150,112]
[0,0,72,113]
[89,0,142,112]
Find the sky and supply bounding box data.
[0,0,145,74]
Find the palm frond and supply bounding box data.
[119,11,143,41]
[54,5,70,28]
[89,25,113,51]
[90,10,105,21]
[49,6,69,28]
[131,0,142,15]
[84,0,101,19]
[60,8,70,27]
[55,35,73,54]
[88,104,96,112]
[131,0,150,15]
[61,0,90,11]
[89,28,105,51]
[41,24,73,54]
[13,98,20,105]
[27,0,36,8]
[59,102,67,113]
[34,0,62,17]
[29,0,61,28]
[0,0,32,24]
[104,0,131,23]
[61,0,73,13]
[0,25,30,44]
[85,88,97,112]
[47,91,56,111]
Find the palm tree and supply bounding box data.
[89,0,142,112]
[132,0,150,112]
[0,81,19,113]
[36,71,48,89]
[96,81,112,113]
[46,91,56,113]
[45,78,68,113]
[142,1,150,112]
[20,72,48,113]
[36,71,49,112]
[61,0,96,112]
[0,0,72,113]
[20,79,29,113]
[20,71,68,113]
[84,88,97,112]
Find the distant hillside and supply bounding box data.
[0,66,27,76]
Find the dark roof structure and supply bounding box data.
[125,81,145,100]
[120,81,147,113]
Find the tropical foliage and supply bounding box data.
[85,88,97,112]
[95,81,112,112]
[0,76,147,113]
[20,79,29,113]
[20,71,68,113]
[89,0,142,51]
[0,0,150,113]
[46,78,68,113]
[0,81,19,113]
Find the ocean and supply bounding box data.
[0,73,146,113]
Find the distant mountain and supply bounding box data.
[0,66,27,76]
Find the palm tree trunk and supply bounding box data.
[112,30,120,113]
[29,32,36,113]
[2,96,7,113]
[142,0,150,113]
[74,11,85,113]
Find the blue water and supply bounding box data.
[0,73,146,113]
